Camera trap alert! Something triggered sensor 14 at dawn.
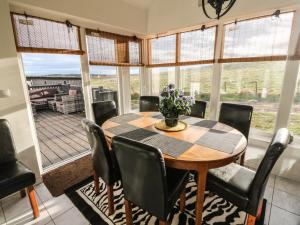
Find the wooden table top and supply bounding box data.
[102,112,247,169]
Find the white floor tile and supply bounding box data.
[269,205,300,225]
[2,192,51,225]
[272,189,300,216]
[43,194,73,219]
[0,204,6,225]
[35,184,53,204]
[275,176,300,197]
[53,207,89,225]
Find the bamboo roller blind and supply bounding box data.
[11,13,84,55]
[86,29,142,66]
[148,26,216,67]
[220,12,294,63]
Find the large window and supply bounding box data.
[90,66,119,110]
[288,63,300,136]
[180,27,216,62]
[130,67,141,111]
[221,61,286,133]
[150,35,176,65]
[180,65,213,118]
[151,67,176,95]
[221,12,294,62]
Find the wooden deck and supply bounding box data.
[35,110,90,168]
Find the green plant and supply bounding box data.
[159,84,194,118]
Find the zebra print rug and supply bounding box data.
[65,176,263,225]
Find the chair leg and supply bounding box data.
[124,199,133,225]
[27,186,39,219]
[247,200,263,225]
[240,152,246,166]
[107,185,114,215]
[246,214,256,225]
[159,220,167,225]
[180,190,185,212]
[93,170,99,194]
[20,189,26,198]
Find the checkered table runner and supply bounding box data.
[105,113,244,158]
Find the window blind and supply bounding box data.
[11,13,84,55]
[180,26,216,64]
[220,12,294,63]
[149,35,176,65]
[86,29,142,66]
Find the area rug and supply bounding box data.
[65,175,266,225]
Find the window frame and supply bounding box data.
[147,25,218,67]
[219,11,295,63]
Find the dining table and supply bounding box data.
[102,111,247,225]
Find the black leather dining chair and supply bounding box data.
[0,119,39,218]
[206,128,292,225]
[112,136,188,225]
[92,100,118,126]
[81,119,120,215]
[219,102,253,165]
[139,96,160,112]
[190,100,207,118]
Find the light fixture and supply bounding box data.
[0,89,11,98]
[199,0,237,19]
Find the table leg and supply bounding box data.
[195,165,208,225]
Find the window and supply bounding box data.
[150,35,176,64]
[221,12,294,62]
[151,67,176,95]
[130,67,141,111]
[87,36,116,64]
[86,29,142,66]
[221,61,286,133]
[180,27,216,63]
[180,65,213,117]
[288,63,300,136]
[90,66,119,110]
[11,13,83,54]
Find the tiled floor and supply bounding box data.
[0,175,299,225]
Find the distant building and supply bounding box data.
[26,75,82,87]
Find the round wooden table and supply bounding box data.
[102,112,247,225]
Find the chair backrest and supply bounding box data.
[112,136,168,219]
[81,119,115,185]
[0,119,17,164]
[248,128,292,214]
[139,96,160,112]
[190,100,207,118]
[92,100,118,126]
[219,103,253,139]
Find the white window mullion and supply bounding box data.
[275,10,300,130]
[209,24,224,120]
[79,28,94,121]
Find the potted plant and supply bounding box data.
[159,84,194,127]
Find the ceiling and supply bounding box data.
[120,0,153,9]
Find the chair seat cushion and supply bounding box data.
[0,161,36,199]
[207,163,255,210]
[166,167,189,209]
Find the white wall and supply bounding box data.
[0,0,42,180]
[147,0,300,34]
[9,0,147,36]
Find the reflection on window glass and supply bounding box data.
[90,66,119,109]
[180,65,213,118]
[130,67,140,111]
[151,67,176,95]
[221,61,286,133]
[288,64,300,136]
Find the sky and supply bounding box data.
[22,53,123,76]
